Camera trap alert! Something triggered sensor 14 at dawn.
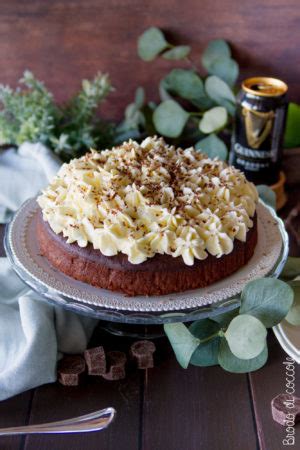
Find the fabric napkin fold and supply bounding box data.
[0,142,61,223]
[0,143,98,401]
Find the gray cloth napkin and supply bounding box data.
[0,143,98,401]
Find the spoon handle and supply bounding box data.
[0,407,116,435]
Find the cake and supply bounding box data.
[37,137,258,296]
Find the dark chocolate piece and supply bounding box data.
[102,351,126,381]
[271,393,300,426]
[84,346,106,376]
[57,355,85,386]
[130,340,156,369]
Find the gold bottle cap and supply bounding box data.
[242,77,288,97]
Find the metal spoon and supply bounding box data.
[0,407,116,435]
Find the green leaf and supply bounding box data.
[164,323,200,368]
[202,40,238,86]
[240,278,294,328]
[225,314,267,359]
[202,39,231,69]
[280,257,300,281]
[189,318,220,340]
[190,338,220,366]
[218,339,268,373]
[211,308,239,328]
[285,280,300,326]
[207,57,239,87]
[257,185,276,209]
[138,27,169,61]
[191,95,215,110]
[125,103,138,119]
[199,106,228,133]
[163,69,204,102]
[159,80,172,101]
[134,87,145,109]
[195,133,228,160]
[162,45,191,60]
[205,75,236,115]
[153,100,189,138]
[189,319,220,366]
[284,103,300,148]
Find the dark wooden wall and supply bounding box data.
[0,0,299,119]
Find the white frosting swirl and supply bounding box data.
[37,136,258,265]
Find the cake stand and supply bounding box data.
[4,197,288,337]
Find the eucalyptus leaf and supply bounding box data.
[195,133,228,160]
[159,80,173,101]
[205,76,236,115]
[284,102,300,148]
[280,257,300,281]
[148,101,157,110]
[189,319,220,366]
[207,57,239,87]
[191,95,215,110]
[240,278,294,328]
[257,185,276,209]
[190,338,220,366]
[138,27,169,61]
[153,100,189,138]
[202,39,231,70]
[225,314,267,359]
[134,87,145,109]
[199,106,228,133]
[125,103,138,120]
[211,308,239,328]
[162,45,191,60]
[164,323,200,368]
[189,318,220,340]
[218,339,268,373]
[285,281,300,326]
[163,69,204,102]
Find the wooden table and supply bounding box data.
[0,193,299,450]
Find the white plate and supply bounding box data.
[273,322,300,364]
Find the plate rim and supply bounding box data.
[4,197,289,323]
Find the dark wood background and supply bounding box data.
[0,0,299,120]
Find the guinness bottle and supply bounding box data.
[230,77,288,185]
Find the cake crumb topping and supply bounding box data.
[37,136,258,265]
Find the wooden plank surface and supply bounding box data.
[142,345,258,450]
[0,0,299,120]
[250,334,300,450]
[0,391,33,450]
[23,327,144,450]
[249,188,300,450]
[24,375,141,450]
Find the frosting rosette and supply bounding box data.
[37,136,258,265]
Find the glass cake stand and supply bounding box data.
[4,197,289,337]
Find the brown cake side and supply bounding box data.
[37,211,257,296]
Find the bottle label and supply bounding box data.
[233,142,274,172]
[242,107,275,149]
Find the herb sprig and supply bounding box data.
[0,71,113,161]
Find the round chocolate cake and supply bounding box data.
[37,137,258,296]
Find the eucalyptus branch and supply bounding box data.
[127,28,240,160]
